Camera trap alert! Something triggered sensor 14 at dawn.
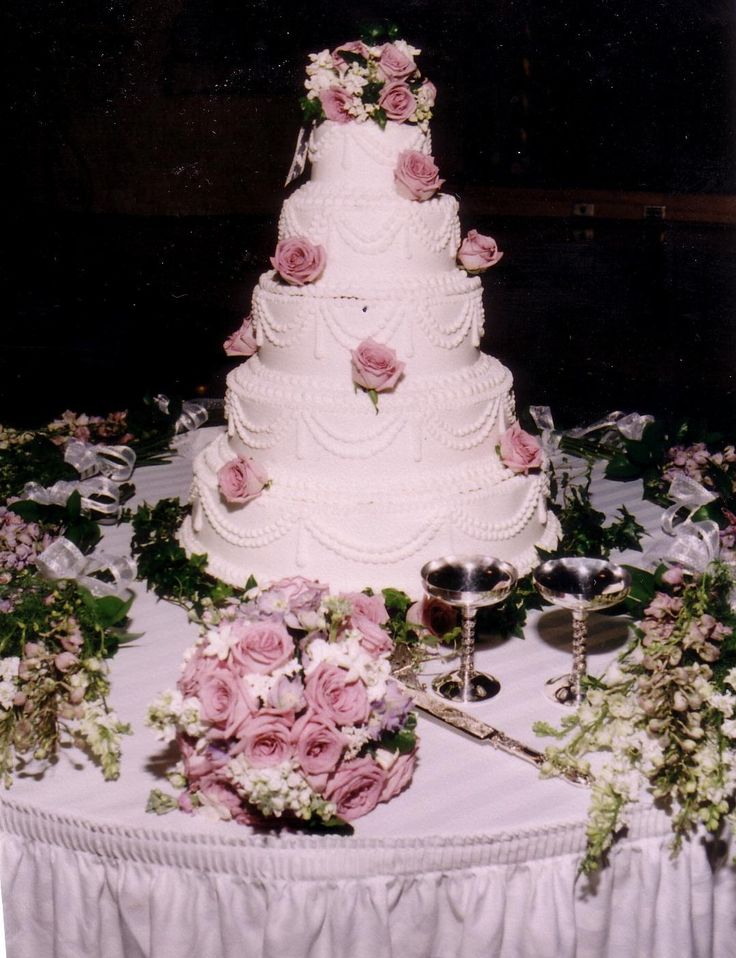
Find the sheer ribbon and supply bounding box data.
[35,537,136,598]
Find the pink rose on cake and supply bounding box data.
[457,231,504,273]
[378,42,417,80]
[318,87,354,124]
[217,455,269,504]
[331,39,369,69]
[223,313,258,357]
[498,423,543,474]
[351,338,405,411]
[271,236,326,286]
[378,81,416,123]
[394,150,444,201]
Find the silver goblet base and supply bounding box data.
[544,673,584,707]
[432,670,501,703]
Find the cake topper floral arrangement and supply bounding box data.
[302,36,435,131]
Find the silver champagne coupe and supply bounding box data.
[421,555,517,703]
[533,557,631,707]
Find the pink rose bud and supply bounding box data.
[378,42,416,80]
[270,236,326,286]
[498,423,543,474]
[224,314,258,357]
[319,87,354,124]
[457,230,504,273]
[394,150,444,201]
[662,565,685,587]
[331,39,369,69]
[351,338,405,392]
[217,456,269,504]
[378,81,416,123]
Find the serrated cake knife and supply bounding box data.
[397,675,591,788]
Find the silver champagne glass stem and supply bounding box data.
[570,609,588,706]
[459,606,476,701]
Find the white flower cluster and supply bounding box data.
[227,755,337,821]
[304,630,391,701]
[147,689,204,742]
[0,657,19,713]
[71,701,131,781]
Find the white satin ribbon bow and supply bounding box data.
[36,537,136,598]
[21,477,123,521]
[64,439,136,482]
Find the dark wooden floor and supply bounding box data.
[3,211,734,434]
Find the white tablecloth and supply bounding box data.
[1,429,734,958]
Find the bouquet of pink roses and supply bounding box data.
[147,577,418,827]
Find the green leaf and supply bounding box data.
[339,50,367,67]
[299,96,324,124]
[604,453,642,481]
[372,108,388,130]
[620,564,656,618]
[92,594,134,628]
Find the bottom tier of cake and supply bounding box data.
[180,432,560,596]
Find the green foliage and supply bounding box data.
[300,96,324,124]
[477,573,545,640]
[372,108,388,130]
[11,491,102,554]
[0,434,77,501]
[380,713,417,755]
[359,21,401,43]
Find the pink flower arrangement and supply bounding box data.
[217,456,269,504]
[457,231,504,273]
[394,150,444,201]
[498,423,543,474]
[270,237,326,286]
[351,338,405,410]
[223,314,258,357]
[148,583,418,827]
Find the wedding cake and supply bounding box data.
[180,38,559,594]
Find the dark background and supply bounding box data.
[4,0,735,431]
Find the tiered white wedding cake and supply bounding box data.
[180,39,559,594]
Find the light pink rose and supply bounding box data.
[180,738,229,783]
[197,669,255,738]
[237,711,293,767]
[351,338,405,392]
[352,613,394,658]
[378,43,416,80]
[270,237,326,286]
[498,423,543,474]
[291,712,346,777]
[217,456,269,504]
[344,592,389,625]
[319,87,354,124]
[268,576,329,618]
[195,777,261,825]
[331,40,369,69]
[394,150,444,201]
[407,596,457,637]
[378,81,416,122]
[267,674,307,713]
[418,79,437,108]
[305,663,370,726]
[230,621,295,675]
[223,314,258,357]
[179,649,220,698]
[380,748,417,803]
[457,230,504,273]
[324,756,386,821]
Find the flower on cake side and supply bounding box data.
[271,237,326,286]
[394,150,444,201]
[223,313,258,358]
[457,231,504,273]
[351,338,405,412]
[302,38,434,130]
[217,456,270,504]
[498,423,543,475]
[146,582,418,828]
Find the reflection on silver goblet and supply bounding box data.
[533,556,631,707]
[420,555,517,703]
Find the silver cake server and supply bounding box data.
[396,671,591,788]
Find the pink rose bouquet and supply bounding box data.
[217,456,270,504]
[351,338,405,411]
[270,237,326,286]
[147,583,418,828]
[223,313,258,357]
[394,150,444,201]
[498,423,543,474]
[457,231,504,273]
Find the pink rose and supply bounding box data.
[344,592,389,625]
[378,43,416,80]
[331,40,369,69]
[179,651,221,698]
[267,674,307,713]
[498,423,543,474]
[217,456,269,504]
[230,621,295,675]
[269,576,329,618]
[237,711,293,767]
[380,748,417,804]
[195,778,261,825]
[351,338,405,392]
[291,712,346,777]
[378,81,416,123]
[457,230,504,273]
[324,756,386,821]
[394,150,444,201]
[197,669,255,738]
[180,738,229,783]
[318,88,354,124]
[305,664,369,726]
[270,236,326,286]
[351,613,394,658]
[407,596,457,637]
[223,314,258,357]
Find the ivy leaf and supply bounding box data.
[604,452,642,481]
[299,96,324,124]
[620,564,657,618]
[372,108,388,130]
[91,593,134,628]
